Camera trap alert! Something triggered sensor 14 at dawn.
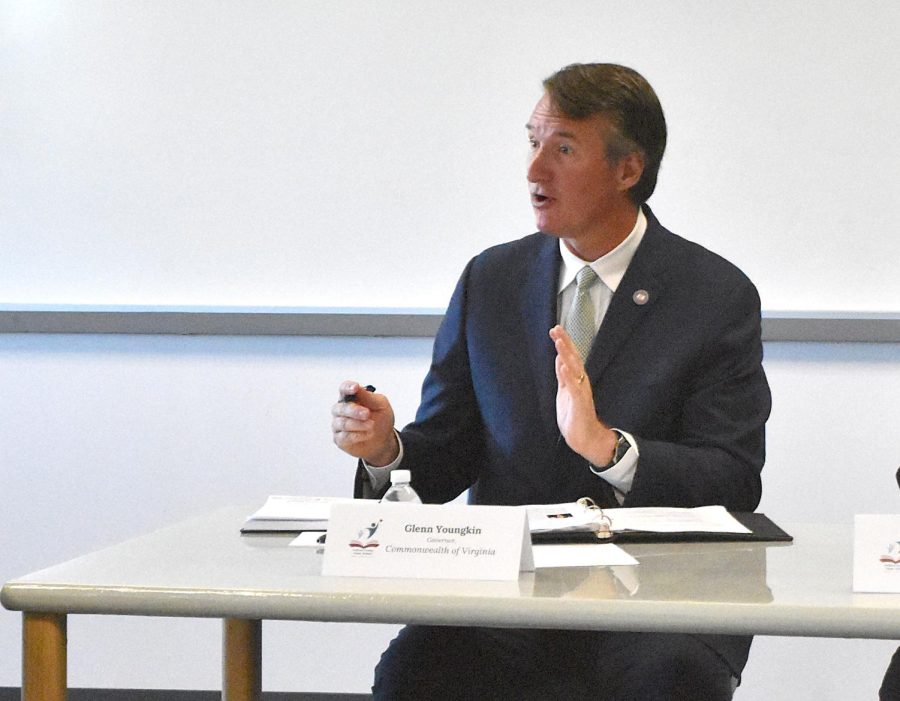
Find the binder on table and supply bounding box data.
[528,499,792,545]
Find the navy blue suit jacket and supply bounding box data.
[366,208,771,511]
[356,207,772,677]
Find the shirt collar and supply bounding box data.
[558,208,647,294]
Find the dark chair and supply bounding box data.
[881,647,900,700]
[878,469,900,700]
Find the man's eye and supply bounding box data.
[559,144,572,154]
[528,139,538,149]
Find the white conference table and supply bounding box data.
[4,505,900,700]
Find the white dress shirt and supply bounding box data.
[556,209,647,502]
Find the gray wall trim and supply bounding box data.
[1,307,899,342]
[761,311,900,343]
[0,307,444,338]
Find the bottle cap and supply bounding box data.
[390,469,411,484]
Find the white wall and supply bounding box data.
[2,0,899,312]
[1,333,899,697]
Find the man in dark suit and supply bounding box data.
[331,63,771,700]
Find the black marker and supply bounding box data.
[341,384,376,403]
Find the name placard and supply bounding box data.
[322,502,534,581]
[853,514,900,593]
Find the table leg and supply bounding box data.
[22,612,67,701]
[222,618,261,701]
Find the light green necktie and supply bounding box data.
[565,266,599,360]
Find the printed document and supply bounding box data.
[528,503,750,535]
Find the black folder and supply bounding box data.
[531,512,792,545]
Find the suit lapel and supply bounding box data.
[523,236,562,440]
[585,212,668,381]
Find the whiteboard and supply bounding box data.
[2,0,898,313]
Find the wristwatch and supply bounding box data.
[595,430,630,471]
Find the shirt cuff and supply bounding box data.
[362,429,404,492]
[589,429,638,504]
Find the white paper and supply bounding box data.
[249,495,354,521]
[289,531,327,547]
[603,505,750,534]
[528,503,749,535]
[527,502,603,533]
[532,543,638,568]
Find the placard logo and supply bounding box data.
[879,541,900,569]
[350,519,383,552]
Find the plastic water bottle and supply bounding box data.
[381,469,422,504]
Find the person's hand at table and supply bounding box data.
[331,381,399,467]
[549,325,618,468]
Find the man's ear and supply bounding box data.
[617,151,645,193]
